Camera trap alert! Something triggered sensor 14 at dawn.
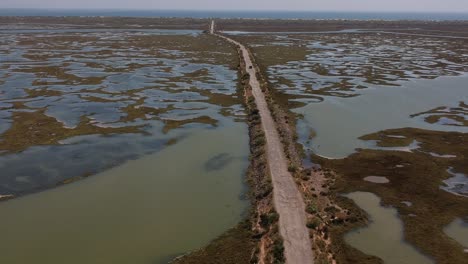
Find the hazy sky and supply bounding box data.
[2,0,468,12]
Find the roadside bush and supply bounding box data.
[254,137,266,146]
[250,108,259,115]
[272,238,285,263]
[306,218,320,229]
[260,212,279,228]
[306,204,317,214]
[287,164,297,173]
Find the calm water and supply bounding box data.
[344,192,433,264]
[444,218,468,248]
[295,74,468,158]
[0,123,249,263]
[0,29,239,194]
[0,28,250,263]
[1,9,468,20]
[238,31,468,158]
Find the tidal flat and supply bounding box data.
[236,28,468,263]
[0,25,252,263]
[0,28,243,195]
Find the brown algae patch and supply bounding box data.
[0,110,144,153]
[411,101,468,127]
[161,116,218,134]
[17,65,106,86]
[24,88,63,98]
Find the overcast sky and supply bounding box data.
[2,0,468,12]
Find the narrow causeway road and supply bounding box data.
[212,22,314,264]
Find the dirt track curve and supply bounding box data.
[213,23,314,264]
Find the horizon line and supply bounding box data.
[1,8,468,14]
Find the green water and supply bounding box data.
[0,123,249,264]
[344,192,433,264]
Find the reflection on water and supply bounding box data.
[441,168,468,198]
[344,192,433,264]
[261,32,468,97]
[0,123,249,264]
[204,153,236,171]
[0,29,242,194]
[235,32,468,159]
[0,122,170,194]
[295,74,468,158]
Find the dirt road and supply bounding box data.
[210,20,215,34]
[214,32,314,264]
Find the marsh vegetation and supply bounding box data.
[235,27,468,263]
[0,25,251,263]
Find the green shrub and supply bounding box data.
[272,239,285,262]
[254,137,266,146]
[306,219,320,229]
[306,204,317,214]
[287,165,297,173]
[259,212,279,228]
[250,108,259,115]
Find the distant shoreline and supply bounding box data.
[1,9,468,21]
[2,17,468,38]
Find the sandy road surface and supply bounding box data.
[210,20,215,34]
[214,32,314,264]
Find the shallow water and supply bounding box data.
[0,123,249,264]
[344,192,433,264]
[0,28,250,263]
[266,33,468,96]
[441,168,468,197]
[0,29,242,194]
[444,218,468,249]
[363,176,389,184]
[240,32,468,158]
[295,74,468,158]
